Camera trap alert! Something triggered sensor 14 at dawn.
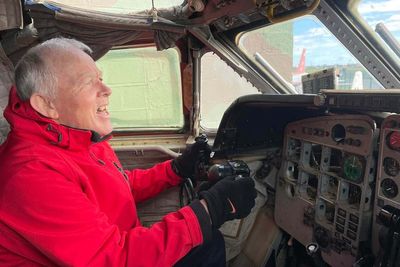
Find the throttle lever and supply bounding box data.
[193,133,211,182]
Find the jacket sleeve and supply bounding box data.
[125,160,183,203]
[1,161,211,267]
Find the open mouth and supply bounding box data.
[96,105,109,115]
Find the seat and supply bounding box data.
[0,43,13,144]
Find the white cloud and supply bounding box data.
[308,27,329,37]
[389,14,400,21]
[386,15,400,32]
[386,21,400,32]
[359,0,400,14]
[363,14,400,33]
[294,27,335,50]
[293,26,330,45]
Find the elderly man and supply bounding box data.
[0,37,256,266]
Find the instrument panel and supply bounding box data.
[211,92,400,265]
[275,115,377,266]
[372,115,400,258]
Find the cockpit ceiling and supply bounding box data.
[1,0,321,64]
[188,0,320,32]
[1,0,188,64]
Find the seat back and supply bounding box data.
[0,44,13,144]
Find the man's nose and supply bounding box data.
[99,83,112,96]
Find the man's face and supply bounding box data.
[51,48,113,136]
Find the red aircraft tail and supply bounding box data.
[295,48,306,74]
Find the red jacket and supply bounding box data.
[0,87,211,266]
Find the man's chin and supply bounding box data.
[94,121,113,136]
[97,128,113,137]
[90,127,113,142]
[91,123,113,136]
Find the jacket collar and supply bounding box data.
[4,86,111,150]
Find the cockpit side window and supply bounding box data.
[96,46,184,131]
[200,52,260,130]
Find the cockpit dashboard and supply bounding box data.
[212,90,400,266]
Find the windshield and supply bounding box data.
[48,0,183,13]
[238,15,384,93]
[358,0,400,58]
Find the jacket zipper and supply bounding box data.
[89,151,131,191]
[113,161,131,189]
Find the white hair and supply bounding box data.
[15,37,92,101]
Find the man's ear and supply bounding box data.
[30,94,59,119]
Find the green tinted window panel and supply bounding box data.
[97,47,184,129]
[51,0,183,13]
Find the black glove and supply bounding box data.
[171,136,211,180]
[199,176,257,228]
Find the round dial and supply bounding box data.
[384,157,400,177]
[387,131,400,151]
[381,178,398,199]
[343,155,364,183]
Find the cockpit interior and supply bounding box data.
[1,0,400,266]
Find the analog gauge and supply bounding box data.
[384,157,400,176]
[343,155,364,183]
[387,131,400,151]
[381,178,398,199]
[286,162,299,181]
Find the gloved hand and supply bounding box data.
[171,136,211,180]
[199,176,257,228]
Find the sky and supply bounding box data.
[292,0,400,67]
[359,0,400,39]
